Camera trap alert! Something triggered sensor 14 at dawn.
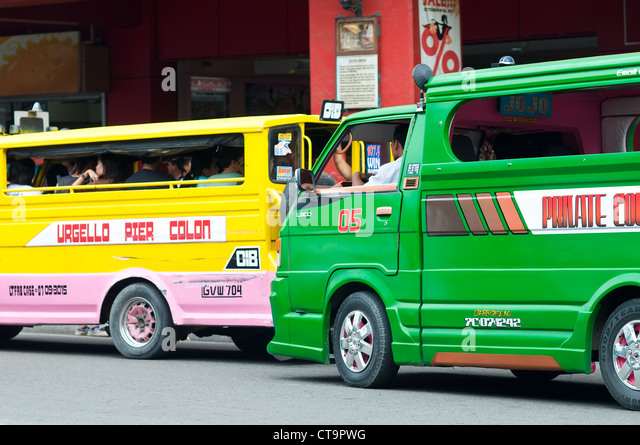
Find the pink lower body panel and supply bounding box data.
[0,269,275,327]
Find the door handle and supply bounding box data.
[376,206,393,216]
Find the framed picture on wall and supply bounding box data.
[335,16,379,56]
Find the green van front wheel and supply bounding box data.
[332,291,398,388]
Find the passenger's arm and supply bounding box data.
[333,132,353,181]
[351,171,369,186]
[72,169,97,185]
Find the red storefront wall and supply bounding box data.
[0,0,637,123]
[309,0,421,115]
[308,0,640,115]
[110,0,310,125]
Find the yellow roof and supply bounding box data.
[1,114,326,150]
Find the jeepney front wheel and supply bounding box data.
[600,299,640,410]
[110,283,174,359]
[332,291,398,388]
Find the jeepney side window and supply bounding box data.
[269,125,301,184]
[7,134,250,192]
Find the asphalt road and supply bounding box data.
[0,327,627,425]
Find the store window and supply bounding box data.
[190,77,231,119]
[0,93,105,132]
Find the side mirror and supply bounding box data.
[296,168,316,193]
[412,64,434,92]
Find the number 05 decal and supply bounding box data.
[338,209,362,233]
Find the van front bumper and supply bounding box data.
[267,276,329,363]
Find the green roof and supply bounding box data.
[424,52,640,102]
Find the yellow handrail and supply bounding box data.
[302,134,312,169]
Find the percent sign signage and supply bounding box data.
[419,0,462,75]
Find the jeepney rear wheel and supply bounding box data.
[110,283,174,359]
[600,299,640,410]
[231,328,274,357]
[332,291,398,388]
[0,325,22,342]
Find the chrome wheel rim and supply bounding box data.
[118,297,157,348]
[338,310,373,373]
[612,320,640,390]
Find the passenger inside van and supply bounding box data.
[355,124,407,186]
[332,131,354,181]
[333,124,408,186]
[478,130,497,161]
[451,126,581,162]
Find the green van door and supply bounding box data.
[280,116,413,359]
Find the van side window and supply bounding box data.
[449,86,640,162]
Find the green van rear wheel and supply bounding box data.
[600,299,640,410]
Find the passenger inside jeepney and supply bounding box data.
[72,152,127,187]
[167,155,192,182]
[190,149,219,186]
[56,156,97,192]
[125,154,173,186]
[7,158,41,196]
[205,146,244,186]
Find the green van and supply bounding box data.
[268,52,640,410]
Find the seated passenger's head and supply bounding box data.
[141,154,163,168]
[191,150,218,178]
[167,156,191,179]
[216,147,244,175]
[97,152,123,181]
[8,158,36,185]
[392,125,409,158]
[393,125,408,148]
